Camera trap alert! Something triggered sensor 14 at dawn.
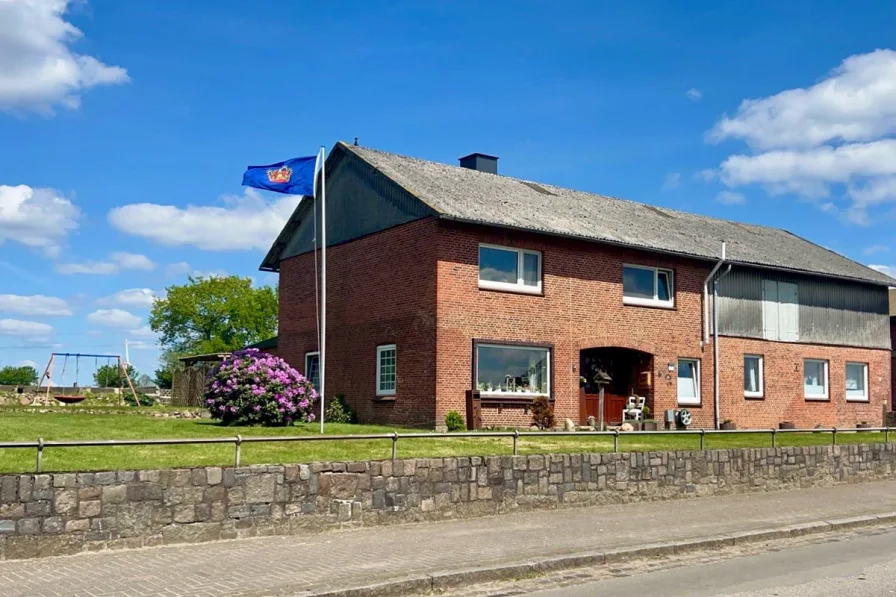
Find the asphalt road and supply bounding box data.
[522,528,896,597]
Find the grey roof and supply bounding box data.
[338,142,895,286]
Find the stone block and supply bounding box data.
[78,486,101,500]
[25,501,51,516]
[347,462,367,473]
[171,470,192,487]
[79,500,101,518]
[18,476,32,501]
[0,503,24,519]
[0,520,15,534]
[0,477,17,502]
[17,518,40,535]
[173,505,196,523]
[94,472,116,485]
[65,519,89,533]
[52,473,77,488]
[42,517,64,534]
[138,470,161,483]
[102,485,127,505]
[245,475,275,503]
[191,469,207,486]
[117,471,136,484]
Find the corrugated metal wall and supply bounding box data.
[716,266,890,349]
[280,151,436,259]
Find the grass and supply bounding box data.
[0,411,888,473]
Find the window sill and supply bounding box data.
[804,395,829,402]
[744,393,765,400]
[846,397,869,403]
[623,297,674,309]
[373,395,396,403]
[478,281,542,296]
[677,400,701,407]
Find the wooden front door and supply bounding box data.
[579,389,627,425]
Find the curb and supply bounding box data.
[308,512,896,597]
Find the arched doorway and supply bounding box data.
[579,347,654,426]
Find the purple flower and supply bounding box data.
[253,405,261,412]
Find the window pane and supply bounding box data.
[677,360,697,399]
[305,355,320,392]
[657,271,671,301]
[846,363,866,398]
[477,345,549,394]
[479,247,518,284]
[744,357,760,393]
[623,266,655,299]
[378,348,396,392]
[522,253,540,287]
[804,360,825,396]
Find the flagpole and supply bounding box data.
[319,146,326,434]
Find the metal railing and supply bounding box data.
[0,426,891,473]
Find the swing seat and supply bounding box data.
[53,395,86,404]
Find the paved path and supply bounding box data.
[514,526,896,597]
[2,481,896,597]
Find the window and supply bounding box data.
[803,359,828,400]
[676,358,700,405]
[476,344,550,396]
[845,362,868,402]
[743,355,764,398]
[761,280,799,342]
[304,352,320,392]
[478,244,542,294]
[623,265,673,308]
[376,344,396,397]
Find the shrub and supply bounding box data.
[124,391,156,407]
[444,410,465,432]
[325,394,357,424]
[531,396,555,430]
[204,349,316,426]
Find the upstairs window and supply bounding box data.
[845,362,868,402]
[623,265,673,308]
[478,244,541,294]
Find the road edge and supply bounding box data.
[309,512,896,597]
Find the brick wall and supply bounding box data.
[2,444,894,560]
[433,221,889,430]
[277,218,438,427]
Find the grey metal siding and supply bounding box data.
[716,266,890,349]
[280,152,437,259]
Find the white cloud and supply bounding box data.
[863,244,890,255]
[107,188,300,251]
[86,308,141,329]
[165,261,192,277]
[56,251,155,275]
[0,318,52,337]
[126,340,157,350]
[192,269,229,279]
[716,191,746,205]
[97,288,156,308]
[0,294,72,316]
[661,172,680,191]
[694,169,716,183]
[86,329,102,336]
[706,50,896,224]
[0,184,79,257]
[686,88,702,101]
[0,0,129,114]
[17,359,37,368]
[869,264,896,278]
[128,325,156,338]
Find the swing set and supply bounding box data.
[38,352,138,406]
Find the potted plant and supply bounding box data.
[720,419,736,431]
[857,421,873,431]
[641,405,658,431]
[779,421,796,430]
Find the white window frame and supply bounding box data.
[803,359,829,401]
[845,362,869,402]
[477,244,542,295]
[622,264,674,308]
[304,351,320,391]
[375,344,397,397]
[476,343,551,398]
[743,354,764,398]
[676,358,700,406]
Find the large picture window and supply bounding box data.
[478,244,542,294]
[623,265,673,308]
[476,343,550,396]
[677,358,700,405]
[845,362,868,402]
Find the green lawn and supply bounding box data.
[0,411,888,473]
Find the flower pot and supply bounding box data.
[856,422,873,431]
[642,420,658,431]
[720,421,737,431]
[779,421,796,430]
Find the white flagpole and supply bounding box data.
[319,146,326,434]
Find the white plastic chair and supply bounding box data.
[624,395,645,422]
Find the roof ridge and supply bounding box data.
[780,229,896,284]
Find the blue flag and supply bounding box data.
[242,155,318,196]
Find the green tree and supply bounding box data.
[94,364,138,388]
[0,365,38,385]
[153,349,182,389]
[149,276,278,356]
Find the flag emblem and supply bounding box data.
[266,165,292,184]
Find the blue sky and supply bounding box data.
[1,0,894,381]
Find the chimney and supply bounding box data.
[459,153,498,174]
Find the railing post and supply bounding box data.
[831,428,837,446]
[512,429,519,456]
[771,428,777,448]
[36,437,44,473]
[391,432,398,460]
[613,429,619,453]
[234,434,242,467]
[886,426,890,444]
[699,429,706,451]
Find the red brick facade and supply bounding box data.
[275,218,890,430]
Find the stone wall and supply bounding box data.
[2,444,895,560]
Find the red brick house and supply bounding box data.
[260,142,894,430]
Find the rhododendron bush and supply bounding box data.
[204,349,316,426]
